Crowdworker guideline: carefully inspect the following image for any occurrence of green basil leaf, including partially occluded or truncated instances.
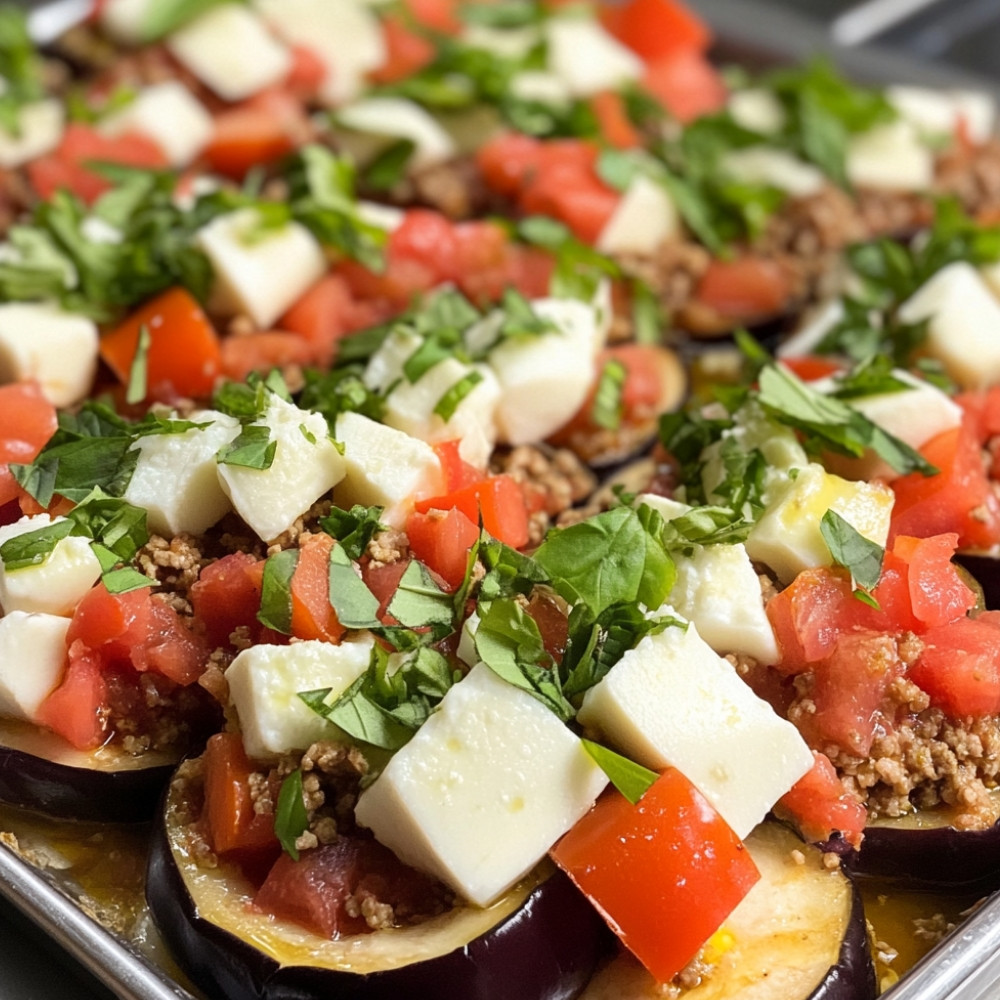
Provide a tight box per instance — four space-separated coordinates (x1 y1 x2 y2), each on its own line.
257 549 299 635
435 370 483 421
327 541 381 628
319 504 386 562
0 520 74 571
581 739 658 805
387 560 454 629
100 565 156 594
364 138 416 191
820 508 884 592
216 424 276 470
591 357 627 431
274 769 309 861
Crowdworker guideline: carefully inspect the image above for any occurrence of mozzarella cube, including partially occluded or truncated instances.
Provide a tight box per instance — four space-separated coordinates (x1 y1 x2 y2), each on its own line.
597 174 681 255
898 261 1000 389
0 515 102 617
334 412 444 528
255 0 385 105
355 663 608 906
99 0 157 42
776 299 846 360
124 410 240 537
727 88 787 135
337 97 456 171
197 209 327 329
462 24 541 60
489 297 606 445
100 82 213 168
456 610 480 667
746 463 893 585
217 395 346 542
634 493 693 523
508 71 573 107
0 612 69 724
226 635 375 759
357 201 406 233
721 146 826 198
670 544 779 665
577 617 812 839
545 17 642 98
0 99 64 168
888 85 995 146
0 302 98 407
168 4 291 102
846 120 934 192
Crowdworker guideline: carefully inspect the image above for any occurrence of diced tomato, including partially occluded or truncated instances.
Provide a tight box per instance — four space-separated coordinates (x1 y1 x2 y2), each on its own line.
433 439 484 494
551 769 760 984
405 507 479 591
958 384 1000 441
778 356 845 382
641 49 728 124
284 44 328 96
778 751 866 849
590 90 640 149
891 420 1000 550
35 641 106 751
504 243 556 300
279 274 354 367
370 15 436 84
0 382 57 508
100 287 222 402
27 124 168 204
526 592 569 664
402 0 461 33
254 836 445 938
130 599 210 686
893 533 976 627
909 616 1000 718
807 631 905 756
362 557 412 621
600 0 712 61
414 475 530 549
202 732 280 856
219 331 314 382
190 552 266 648
450 220 510 303
203 89 312 178
290 533 346 643
477 132 544 198
520 163 620 244
694 257 791 319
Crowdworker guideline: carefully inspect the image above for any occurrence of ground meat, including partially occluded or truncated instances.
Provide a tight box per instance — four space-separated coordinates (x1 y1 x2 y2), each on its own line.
616 240 712 316
136 533 208 609
935 139 1000 216
404 155 500 220
367 527 409 567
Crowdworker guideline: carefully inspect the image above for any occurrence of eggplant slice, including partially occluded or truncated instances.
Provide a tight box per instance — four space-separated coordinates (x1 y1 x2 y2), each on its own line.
146 767 609 1000
0 718 176 823
579 823 875 1000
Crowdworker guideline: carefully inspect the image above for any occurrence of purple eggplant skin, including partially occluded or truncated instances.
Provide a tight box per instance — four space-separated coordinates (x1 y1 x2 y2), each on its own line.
0 740 174 823
807 881 875 1000
146 810 611 1000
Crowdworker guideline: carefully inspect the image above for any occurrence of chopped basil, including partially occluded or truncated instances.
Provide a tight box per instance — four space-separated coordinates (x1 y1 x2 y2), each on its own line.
257 549 299 635
125 325 151 405
327 541 381 629
216 424 276 470
435 370 483 421
0 520 74 571
319 505 386 562
591 358 627 432
386 560 454 630
274 769 309 861
403 328 465 382
516 216 619 301
581 740 658 805
99 564 156 595
364 139 416 191
820 509 884 594
0 7 43 135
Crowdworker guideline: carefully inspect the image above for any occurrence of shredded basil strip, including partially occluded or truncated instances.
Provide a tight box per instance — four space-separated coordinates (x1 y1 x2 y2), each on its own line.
591 358 627 431
0 521 74 571
125 324 152 405
327 541 380 628
386 560 454 629
820 509 884 594
216 424 276 470
581 740 658 805
435 370 483 421
274 769 310 861
257 549 299 635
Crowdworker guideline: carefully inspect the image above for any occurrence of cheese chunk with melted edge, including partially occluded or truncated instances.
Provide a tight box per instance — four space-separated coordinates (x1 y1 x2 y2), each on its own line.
0 515 102 617
355 663 609 907
577 617 812 839
0 612 69 724
226 635 375 759
125 410 240 537
746 463 893 585
197 209 326 329
334 412 444 528
217 395 346 542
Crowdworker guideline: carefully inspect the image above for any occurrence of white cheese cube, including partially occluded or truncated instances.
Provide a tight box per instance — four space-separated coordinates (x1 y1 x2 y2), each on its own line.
846 121 934 192
727 88 787 135
508 71 573 107
0 99 63 168
0 515 102 617
124 410 240 537
887 85 995 146
776 299 846 360
462 24 541 60
545 17 642 98
255 0 385 106
898 261 1000 390
489 297 606 445
670 544 779 665
337 97 456 171
100 82 213 168
455 610 480 667
217 395 346 542
721 146 826 198
577 616 812 838
168 4 291 102
196 209 327 329
0 302 98 407
226 635 375 759
357 200 406 233
99 0 157 43
355 663 608 906
596 174 681 255
334 412 444 528
745 463 894 585
0 612 69 724
634 493 692 523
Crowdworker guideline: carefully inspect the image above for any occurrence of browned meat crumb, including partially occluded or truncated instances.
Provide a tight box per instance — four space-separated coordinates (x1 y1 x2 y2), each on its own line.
367 527 409 566
136 533 208 607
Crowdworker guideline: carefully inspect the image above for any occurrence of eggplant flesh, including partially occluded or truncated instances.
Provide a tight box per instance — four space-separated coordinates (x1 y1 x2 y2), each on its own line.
579 823 875 1000
0 717 176 822
146 770 609 1000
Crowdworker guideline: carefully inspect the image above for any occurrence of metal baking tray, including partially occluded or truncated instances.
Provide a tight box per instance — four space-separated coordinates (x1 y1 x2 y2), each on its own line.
3 1 1000 998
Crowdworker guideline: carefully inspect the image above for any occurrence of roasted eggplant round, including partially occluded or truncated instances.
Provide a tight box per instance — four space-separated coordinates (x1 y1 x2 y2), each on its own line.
578 823 875 1000
0 718 175 823
146 767 609 1000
